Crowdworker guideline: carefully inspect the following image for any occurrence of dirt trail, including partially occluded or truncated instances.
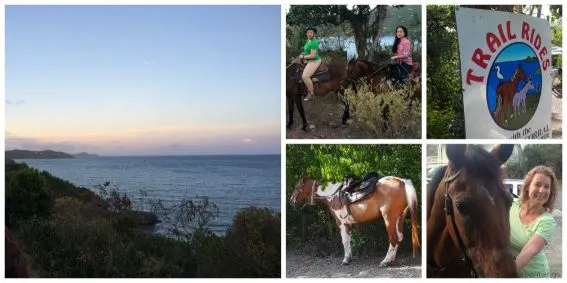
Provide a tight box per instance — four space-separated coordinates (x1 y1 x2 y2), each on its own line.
286 248 421 278
286 94 375 139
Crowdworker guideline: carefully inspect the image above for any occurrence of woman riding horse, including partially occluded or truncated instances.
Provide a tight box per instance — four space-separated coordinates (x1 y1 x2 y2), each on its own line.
390 26 413 85
299 26 321 101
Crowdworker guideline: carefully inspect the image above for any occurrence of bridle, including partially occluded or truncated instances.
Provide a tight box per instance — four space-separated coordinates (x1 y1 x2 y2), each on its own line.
442 168 478 278
292 180 320 209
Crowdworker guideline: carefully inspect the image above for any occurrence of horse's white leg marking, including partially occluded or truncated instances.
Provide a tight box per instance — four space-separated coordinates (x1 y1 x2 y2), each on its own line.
380 243 399 267
340 223 352 264
396 215 403 242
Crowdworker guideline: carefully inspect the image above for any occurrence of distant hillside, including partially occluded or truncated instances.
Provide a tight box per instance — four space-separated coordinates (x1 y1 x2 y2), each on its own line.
74 152 99 158
6 150 75 160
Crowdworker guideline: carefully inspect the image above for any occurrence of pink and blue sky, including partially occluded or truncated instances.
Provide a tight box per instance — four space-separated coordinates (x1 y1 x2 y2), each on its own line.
5 5 281 156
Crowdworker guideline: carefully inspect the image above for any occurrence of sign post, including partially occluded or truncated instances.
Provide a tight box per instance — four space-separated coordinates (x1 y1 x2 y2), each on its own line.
456 7 552 139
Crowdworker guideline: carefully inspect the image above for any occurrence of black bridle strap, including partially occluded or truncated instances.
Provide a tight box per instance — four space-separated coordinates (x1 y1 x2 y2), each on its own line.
443 169 478 278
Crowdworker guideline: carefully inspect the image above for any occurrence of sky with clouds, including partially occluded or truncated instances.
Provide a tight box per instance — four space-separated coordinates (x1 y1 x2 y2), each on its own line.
5 5 281 156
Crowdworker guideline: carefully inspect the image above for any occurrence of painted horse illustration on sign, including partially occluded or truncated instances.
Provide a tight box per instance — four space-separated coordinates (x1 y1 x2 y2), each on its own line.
512 77 534 118
495 64 528 123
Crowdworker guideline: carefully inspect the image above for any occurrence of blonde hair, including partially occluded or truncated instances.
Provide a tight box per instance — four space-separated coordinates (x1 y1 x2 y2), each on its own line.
519 165 558 211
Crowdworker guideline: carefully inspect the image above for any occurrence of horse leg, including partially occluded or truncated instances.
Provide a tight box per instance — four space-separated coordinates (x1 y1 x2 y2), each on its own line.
339 223 353 265
379 206 402 267
286 95 294 130
342 102 350 125
294 96 309 131
292 91 309 131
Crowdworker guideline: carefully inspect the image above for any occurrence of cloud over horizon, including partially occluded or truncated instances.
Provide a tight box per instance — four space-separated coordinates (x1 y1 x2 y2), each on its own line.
6 100 26 105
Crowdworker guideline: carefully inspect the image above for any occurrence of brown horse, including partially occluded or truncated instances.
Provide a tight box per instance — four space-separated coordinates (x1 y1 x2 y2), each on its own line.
345 58 421 102
286 60 353 131
344 58 421 128
290 174 420 266
495 65 528 124
427 144 518 278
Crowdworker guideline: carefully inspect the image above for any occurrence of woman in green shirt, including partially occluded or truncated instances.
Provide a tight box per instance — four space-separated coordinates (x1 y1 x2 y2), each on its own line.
509 165 558 277
298 26 321 101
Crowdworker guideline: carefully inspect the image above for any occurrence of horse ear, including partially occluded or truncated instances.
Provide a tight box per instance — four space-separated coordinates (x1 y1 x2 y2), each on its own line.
491 144 514 165
446 144 467 170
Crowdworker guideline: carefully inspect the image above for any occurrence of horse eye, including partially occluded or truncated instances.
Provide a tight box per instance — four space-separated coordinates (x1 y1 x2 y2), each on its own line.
456 200 474 215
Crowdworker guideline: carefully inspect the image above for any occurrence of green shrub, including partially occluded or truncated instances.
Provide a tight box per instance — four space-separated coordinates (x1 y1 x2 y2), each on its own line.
225 207 281 278
8 170 280 278
6 168 51 227
345 81 421 138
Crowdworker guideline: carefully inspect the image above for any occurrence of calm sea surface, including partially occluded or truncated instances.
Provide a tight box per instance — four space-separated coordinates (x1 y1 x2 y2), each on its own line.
16 155 281 234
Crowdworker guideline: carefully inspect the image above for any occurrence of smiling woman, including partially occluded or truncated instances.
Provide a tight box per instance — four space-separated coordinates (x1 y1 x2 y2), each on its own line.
426 144 562 278
510 165 559 278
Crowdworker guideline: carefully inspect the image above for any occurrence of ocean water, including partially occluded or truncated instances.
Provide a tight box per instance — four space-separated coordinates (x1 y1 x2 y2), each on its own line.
16 155 281 234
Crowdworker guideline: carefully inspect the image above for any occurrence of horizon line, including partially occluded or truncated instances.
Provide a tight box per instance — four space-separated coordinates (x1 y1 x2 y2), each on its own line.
6 148 280 158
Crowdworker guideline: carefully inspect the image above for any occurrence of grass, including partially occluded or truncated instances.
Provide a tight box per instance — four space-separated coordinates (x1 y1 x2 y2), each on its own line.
497 94 541 130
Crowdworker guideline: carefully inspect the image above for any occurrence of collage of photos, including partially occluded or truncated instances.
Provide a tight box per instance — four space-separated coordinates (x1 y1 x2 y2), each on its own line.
2 2 564 281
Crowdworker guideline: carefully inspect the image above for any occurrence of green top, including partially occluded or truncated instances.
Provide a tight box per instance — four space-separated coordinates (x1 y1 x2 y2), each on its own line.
509 200 556 278
303 39 320 61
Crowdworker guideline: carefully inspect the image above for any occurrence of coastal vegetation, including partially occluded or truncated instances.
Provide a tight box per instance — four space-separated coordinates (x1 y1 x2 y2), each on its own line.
6 150 75 160
5 160 280 278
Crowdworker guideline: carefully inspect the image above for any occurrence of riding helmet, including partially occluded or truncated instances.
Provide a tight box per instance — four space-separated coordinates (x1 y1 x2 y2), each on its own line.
306 26 317 33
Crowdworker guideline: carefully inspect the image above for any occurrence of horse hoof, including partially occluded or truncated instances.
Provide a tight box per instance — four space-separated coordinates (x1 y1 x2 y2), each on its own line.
342 260 351 265
379 261 391 267
302 126 309 132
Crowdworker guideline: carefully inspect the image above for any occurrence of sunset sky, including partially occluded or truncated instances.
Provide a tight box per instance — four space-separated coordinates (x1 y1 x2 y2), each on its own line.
5 5 281 156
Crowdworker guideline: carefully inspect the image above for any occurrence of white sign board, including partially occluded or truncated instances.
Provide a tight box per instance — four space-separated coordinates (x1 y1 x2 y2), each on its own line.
456 7 552 139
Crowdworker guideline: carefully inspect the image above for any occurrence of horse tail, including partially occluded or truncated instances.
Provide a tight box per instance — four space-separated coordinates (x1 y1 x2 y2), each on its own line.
403 179 421 258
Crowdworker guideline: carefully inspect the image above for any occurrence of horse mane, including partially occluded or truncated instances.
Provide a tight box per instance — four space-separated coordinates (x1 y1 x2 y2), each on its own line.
455 145 511 202
427 165 448 218
286 62 301 79
462 146 501 179
511 68 518 80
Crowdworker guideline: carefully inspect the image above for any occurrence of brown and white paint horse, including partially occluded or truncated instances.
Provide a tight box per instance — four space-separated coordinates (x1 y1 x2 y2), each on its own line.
290 175 420 266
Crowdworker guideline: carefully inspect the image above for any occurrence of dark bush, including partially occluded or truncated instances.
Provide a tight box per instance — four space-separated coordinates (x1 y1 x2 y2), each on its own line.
6 168 51 227
6 163 280 278
225 207 281 278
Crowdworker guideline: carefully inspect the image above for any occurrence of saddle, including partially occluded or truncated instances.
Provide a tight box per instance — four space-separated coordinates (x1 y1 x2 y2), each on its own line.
297 61 332 83
341 172 380 204
410 62 420 79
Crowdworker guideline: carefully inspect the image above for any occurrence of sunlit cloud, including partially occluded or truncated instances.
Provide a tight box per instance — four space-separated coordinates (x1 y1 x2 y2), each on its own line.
6 100 26 105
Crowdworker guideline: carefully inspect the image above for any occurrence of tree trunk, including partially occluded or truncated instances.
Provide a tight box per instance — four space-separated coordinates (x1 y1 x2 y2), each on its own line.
529 5 535 16
368 6 388 61
351 18 367 58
